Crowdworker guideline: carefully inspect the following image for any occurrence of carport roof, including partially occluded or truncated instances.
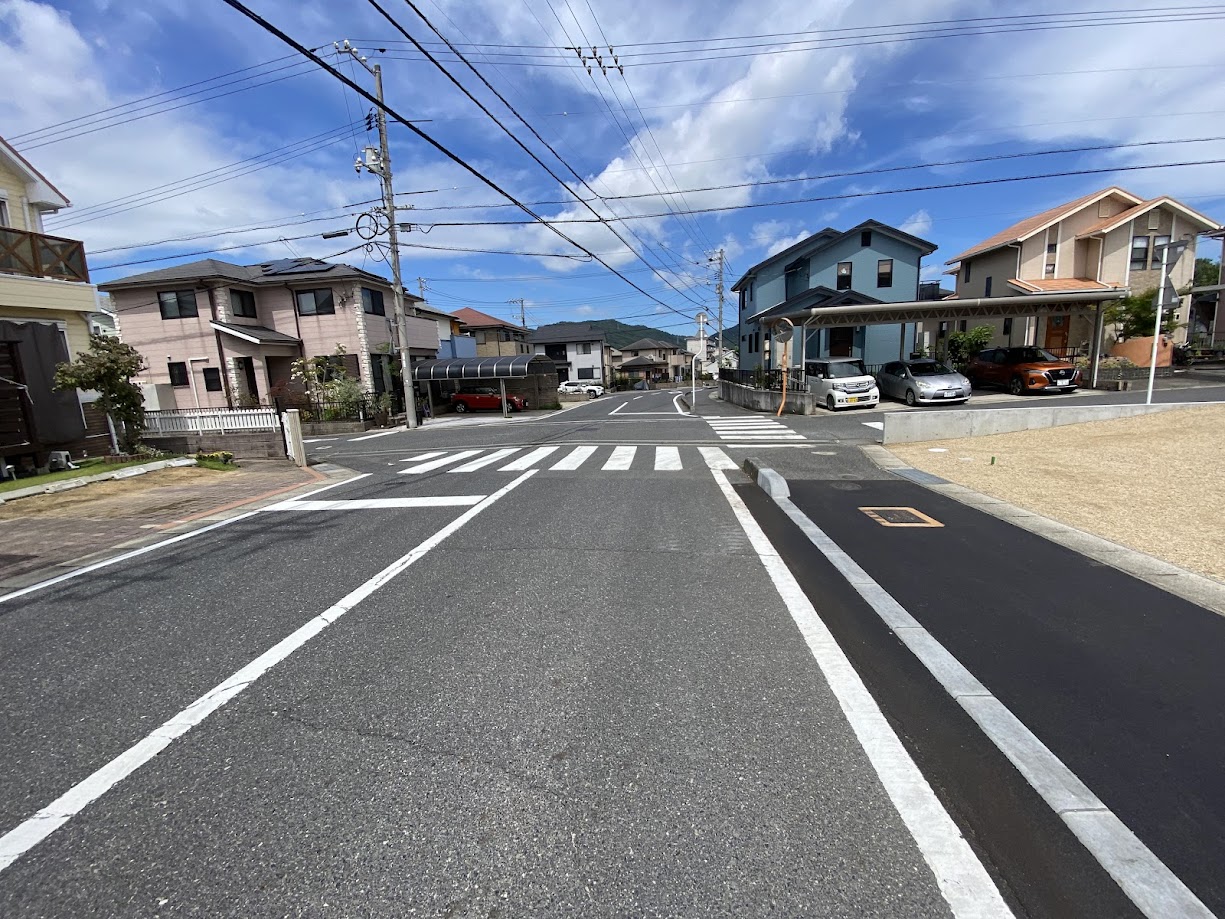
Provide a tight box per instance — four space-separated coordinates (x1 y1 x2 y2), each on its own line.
410 354 556 380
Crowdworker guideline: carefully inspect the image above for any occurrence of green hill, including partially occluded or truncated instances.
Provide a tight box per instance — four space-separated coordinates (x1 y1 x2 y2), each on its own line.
535 318 741 351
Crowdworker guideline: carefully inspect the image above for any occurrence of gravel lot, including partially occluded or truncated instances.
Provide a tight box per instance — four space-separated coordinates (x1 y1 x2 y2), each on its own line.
887 404 1225 585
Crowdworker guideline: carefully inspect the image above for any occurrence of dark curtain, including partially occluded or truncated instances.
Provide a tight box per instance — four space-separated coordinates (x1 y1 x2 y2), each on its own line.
0 320 86 446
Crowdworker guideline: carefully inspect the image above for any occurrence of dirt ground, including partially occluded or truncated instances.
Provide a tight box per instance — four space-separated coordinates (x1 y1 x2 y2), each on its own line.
887 405 1225 585
0 466 224 518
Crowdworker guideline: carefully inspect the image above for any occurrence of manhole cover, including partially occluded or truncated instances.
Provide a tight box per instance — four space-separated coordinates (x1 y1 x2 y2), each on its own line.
859 506 944 528
830 482 862 490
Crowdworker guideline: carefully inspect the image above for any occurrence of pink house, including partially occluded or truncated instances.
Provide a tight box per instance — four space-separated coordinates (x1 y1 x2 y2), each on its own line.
100 257 442 409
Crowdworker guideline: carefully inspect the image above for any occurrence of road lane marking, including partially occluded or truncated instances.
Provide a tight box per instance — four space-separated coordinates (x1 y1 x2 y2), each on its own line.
397 452 446 463
0 474 372 606
709 468 1012 919
265 497 485 510
550 445 598 470
698 447 738 470
448 448 521 472
672 394 688 414
654 446 682 471
860 507 944 528
397 450 482 474
602 445 637 470
0 471 537 874
347 426 407 442
766 482 1212 919
500 446 560 471
863 421 885 430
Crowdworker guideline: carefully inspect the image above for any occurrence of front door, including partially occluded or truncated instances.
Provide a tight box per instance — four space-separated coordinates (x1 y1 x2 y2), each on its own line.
1044 315 1069 352
829 327 854 357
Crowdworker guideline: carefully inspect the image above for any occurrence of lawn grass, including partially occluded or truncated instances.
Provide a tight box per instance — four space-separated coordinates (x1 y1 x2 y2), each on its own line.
0 456 172 494
194 457 239 472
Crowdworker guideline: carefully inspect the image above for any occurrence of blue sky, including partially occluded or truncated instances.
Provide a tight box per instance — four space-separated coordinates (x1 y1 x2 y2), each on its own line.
3 0 1224 338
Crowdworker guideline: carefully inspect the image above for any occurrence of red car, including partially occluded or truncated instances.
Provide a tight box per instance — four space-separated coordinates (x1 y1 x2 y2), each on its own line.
964 347 1081 395
450 387 527 413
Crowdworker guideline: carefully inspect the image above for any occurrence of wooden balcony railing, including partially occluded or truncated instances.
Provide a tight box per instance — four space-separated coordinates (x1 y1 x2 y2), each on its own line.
0 226 89 283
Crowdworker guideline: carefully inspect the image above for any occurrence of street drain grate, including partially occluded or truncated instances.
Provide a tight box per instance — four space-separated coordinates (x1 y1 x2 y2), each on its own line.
858 506 943 528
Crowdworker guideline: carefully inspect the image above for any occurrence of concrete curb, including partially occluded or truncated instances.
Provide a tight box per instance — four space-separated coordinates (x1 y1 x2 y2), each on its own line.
741 458 790 500
860 444 1225 618
0 457 197 505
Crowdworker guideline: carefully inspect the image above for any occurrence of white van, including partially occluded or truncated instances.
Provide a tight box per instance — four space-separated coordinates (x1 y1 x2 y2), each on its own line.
805 358 880 411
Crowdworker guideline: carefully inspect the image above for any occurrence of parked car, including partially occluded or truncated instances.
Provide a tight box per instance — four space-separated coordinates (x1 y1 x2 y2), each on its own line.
558 380 604 397
450 387 528 413
964 347 1081 395
804 358 880 411
876 359 971 406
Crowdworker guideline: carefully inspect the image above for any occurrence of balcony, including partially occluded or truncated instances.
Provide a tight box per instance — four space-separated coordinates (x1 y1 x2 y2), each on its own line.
0 226 89 283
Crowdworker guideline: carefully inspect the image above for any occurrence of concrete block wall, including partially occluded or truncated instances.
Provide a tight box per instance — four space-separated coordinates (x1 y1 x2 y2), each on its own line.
143 431 287 459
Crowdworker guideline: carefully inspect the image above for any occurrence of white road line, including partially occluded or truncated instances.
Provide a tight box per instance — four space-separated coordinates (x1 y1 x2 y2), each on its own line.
397 452 445 463
862 421 885 430
448 448 521 472
550 445 598 470
603 445 637 470
709 469 1012 919
718 434 807 440
347 426 407 442
608 402 629 415
699 447 738 470
632 395 643 400
397 450 482 474
0 474 373 606
654 446 682 471
672 394 689 414
769 490 1212 919
0 471 535 874
265 497 484 510
500 445 560 471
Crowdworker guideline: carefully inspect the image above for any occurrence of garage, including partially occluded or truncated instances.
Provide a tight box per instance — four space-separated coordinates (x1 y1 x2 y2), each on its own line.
410 354 558 416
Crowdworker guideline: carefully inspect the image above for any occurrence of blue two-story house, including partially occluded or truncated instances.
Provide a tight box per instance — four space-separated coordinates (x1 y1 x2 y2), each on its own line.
731 220 937 371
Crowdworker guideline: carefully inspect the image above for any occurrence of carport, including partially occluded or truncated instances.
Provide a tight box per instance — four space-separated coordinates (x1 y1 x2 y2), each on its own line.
410 354 557 417
749 289 1130 388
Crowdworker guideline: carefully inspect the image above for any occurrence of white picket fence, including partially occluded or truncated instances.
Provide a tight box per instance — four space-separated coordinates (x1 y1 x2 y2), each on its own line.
145 407 281 435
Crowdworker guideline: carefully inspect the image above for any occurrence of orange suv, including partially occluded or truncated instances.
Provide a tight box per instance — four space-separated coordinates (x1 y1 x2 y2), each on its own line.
964 347 1081 395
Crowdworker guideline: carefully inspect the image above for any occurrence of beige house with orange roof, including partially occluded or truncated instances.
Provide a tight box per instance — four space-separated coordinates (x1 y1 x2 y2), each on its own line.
451 307 531 357
934 187 1221 353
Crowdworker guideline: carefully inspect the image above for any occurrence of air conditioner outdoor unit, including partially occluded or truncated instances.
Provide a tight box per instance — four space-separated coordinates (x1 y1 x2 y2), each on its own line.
48 451 73 471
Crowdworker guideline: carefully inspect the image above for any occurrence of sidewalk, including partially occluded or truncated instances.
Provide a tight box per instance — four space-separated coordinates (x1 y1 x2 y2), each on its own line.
0 459 331 592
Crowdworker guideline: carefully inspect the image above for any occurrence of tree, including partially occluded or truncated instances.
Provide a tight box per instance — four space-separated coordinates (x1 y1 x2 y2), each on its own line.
945 324 994 368
1102 287 1183 340
1193 257 1221 288
54 334 146 453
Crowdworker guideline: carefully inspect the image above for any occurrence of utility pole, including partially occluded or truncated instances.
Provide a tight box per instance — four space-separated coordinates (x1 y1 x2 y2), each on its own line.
417 277 427 300
708 248 725 376
337 40 417 430
508 298 526 328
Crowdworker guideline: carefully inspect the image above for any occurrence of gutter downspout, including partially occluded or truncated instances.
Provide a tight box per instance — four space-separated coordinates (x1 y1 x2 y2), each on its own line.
1007 243 1026 343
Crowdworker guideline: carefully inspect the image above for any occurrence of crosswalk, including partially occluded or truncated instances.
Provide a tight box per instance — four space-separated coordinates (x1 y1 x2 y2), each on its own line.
396 445 740 475
704 416 807 442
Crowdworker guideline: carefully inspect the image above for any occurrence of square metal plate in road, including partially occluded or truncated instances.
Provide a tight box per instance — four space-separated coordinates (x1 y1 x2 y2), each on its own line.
859 506 944 528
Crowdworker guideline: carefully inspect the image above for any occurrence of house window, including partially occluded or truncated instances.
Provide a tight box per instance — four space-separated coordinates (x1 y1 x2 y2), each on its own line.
1003 318 1013 336
577 367 595 379
158 290 198 320
785 257 809 299
580 342 592 354
1151 235 1170 269
937 322 948 338
984 277 993 297
475 331 488 344
0 199 8 227
1130 236 1151 271
203 367 223 392
361 287 385 316
836 261 852 291
1045 263 1056 277
294 288 335 316
1046 243 1056 255
877 259 893 288
168 362 189 387
963 261 971 282
229 289 256 318
958 320 968 332
861 230 872 247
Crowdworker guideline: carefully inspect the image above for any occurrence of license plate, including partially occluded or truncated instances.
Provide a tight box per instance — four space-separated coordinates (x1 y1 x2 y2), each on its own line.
942 391 958 398
846 396 859 403
1055 379 1070 386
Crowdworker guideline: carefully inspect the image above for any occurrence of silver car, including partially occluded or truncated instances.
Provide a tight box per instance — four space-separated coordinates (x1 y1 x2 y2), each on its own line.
876 359 971 406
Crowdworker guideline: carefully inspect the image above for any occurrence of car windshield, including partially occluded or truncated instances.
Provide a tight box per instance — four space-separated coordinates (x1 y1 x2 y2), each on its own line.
827 361 868 378
909 361 952 376
1011 348 1060 362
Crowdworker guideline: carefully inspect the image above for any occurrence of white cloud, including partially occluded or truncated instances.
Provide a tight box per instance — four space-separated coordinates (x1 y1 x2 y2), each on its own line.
899 209 932 237
764 231 813 258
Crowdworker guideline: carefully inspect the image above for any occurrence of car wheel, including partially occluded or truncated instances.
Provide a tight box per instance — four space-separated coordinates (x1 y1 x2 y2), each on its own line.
454 401 468 413
966 374 979 389
904 389 917 407
1009 376 1026 396
826 394 837 412
504 401 517 413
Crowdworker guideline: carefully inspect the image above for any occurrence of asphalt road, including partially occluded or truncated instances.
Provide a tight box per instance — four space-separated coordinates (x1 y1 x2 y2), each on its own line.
0 387 1218 917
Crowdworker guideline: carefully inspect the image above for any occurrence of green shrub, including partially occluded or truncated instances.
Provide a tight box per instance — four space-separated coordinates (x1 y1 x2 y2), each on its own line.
195 451 235 466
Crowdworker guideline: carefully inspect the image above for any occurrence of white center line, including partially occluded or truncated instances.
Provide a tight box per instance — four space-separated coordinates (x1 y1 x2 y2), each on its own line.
448 448 521 472
654 446 682 471
398 450 482 474
0 472 537 873
602 445 637 470
550 445 598 470
266 496 484 510
500 445 560 471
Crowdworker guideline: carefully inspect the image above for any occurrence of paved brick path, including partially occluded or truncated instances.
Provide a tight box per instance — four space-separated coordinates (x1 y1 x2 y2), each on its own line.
0 460 321 590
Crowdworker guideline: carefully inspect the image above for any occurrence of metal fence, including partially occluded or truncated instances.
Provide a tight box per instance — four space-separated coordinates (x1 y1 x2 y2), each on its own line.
145 407 280 435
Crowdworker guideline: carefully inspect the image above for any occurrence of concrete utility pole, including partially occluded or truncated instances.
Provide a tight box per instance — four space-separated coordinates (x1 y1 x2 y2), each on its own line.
336 40 418 430
708 248 725 375
508 298 526 328
417 277 427 300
